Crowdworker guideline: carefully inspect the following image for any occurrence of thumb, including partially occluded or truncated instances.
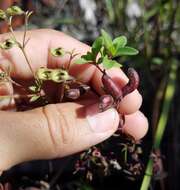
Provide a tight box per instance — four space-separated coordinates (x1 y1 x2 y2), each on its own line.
0 101 119 171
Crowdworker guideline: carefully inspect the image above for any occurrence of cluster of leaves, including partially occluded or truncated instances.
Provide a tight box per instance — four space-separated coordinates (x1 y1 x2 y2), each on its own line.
76 29 139 69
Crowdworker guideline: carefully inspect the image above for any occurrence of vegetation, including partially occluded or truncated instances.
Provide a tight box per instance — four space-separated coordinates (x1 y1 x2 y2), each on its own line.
0 0 179 190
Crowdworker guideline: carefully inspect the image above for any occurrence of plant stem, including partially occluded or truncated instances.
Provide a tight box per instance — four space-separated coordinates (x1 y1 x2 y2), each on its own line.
140 58 178 190
19 45 34 75
22 12 28 48
8 13 34 76
95 64 105 74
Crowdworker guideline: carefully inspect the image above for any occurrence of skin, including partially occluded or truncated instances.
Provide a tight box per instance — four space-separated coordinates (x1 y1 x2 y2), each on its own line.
0 29 148 173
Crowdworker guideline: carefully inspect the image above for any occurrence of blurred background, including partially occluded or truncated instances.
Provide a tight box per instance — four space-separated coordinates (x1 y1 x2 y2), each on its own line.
0 0 180 190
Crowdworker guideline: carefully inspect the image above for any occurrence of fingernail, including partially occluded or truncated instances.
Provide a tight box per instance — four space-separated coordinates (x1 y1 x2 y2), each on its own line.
86 104 117 133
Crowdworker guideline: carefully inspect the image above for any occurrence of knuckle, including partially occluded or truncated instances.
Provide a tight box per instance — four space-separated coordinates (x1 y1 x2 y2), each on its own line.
42 104 76 154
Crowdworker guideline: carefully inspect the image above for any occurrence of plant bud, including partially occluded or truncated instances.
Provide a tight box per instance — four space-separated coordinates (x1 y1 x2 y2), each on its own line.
99 94 114 112
65 89 80 100
102 73 123 101
122 68 139 97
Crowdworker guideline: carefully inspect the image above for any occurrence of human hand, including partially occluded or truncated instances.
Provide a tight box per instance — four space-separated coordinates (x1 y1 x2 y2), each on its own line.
0 29 148 173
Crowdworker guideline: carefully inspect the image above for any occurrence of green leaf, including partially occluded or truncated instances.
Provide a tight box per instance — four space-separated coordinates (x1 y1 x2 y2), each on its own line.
82 51 95 61
75 58 88 64
115 46 139 56
113 36 127 49
102 56 122 69
30 95 40 102
101 29 116 56
51 47 65 57
92 36 103 56
6 6 24 16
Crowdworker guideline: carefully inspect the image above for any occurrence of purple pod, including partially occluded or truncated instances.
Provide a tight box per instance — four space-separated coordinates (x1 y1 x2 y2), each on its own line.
65 88 80 100
99 94 114 112
122 68 139 97
102 73 123 101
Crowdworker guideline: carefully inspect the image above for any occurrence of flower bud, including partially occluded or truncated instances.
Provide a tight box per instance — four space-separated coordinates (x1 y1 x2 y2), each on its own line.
99 94 114 112
65 89 80 100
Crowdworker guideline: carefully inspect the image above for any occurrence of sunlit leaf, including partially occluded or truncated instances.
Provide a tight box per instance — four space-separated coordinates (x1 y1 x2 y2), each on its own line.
113 36 127 49
115 46 139 56
102 55 122 69
101 29 116 56
92 36 103 56
75 58 88 64
82 51 95 61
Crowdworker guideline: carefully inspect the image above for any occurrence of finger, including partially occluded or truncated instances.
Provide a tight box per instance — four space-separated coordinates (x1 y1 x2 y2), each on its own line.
0 29 142 114
122 111 149 140
0 100 119 171
48 30 142 114
91 67 142 114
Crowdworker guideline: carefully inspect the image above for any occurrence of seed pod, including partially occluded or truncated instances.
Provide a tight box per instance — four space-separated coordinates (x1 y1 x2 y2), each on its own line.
36 68 52 81
6 6 24 16
65 84 90 100
99 94 114 112
78 84 90 95
102 73 123 101
51 69 69 82
122 68 139 97
65 89 80 100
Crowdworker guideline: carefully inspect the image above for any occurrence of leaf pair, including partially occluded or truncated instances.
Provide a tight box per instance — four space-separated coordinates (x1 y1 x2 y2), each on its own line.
101 29 139 57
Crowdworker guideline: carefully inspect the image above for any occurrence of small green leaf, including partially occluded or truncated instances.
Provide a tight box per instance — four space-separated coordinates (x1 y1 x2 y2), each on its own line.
75 58 88 64
81 52 95 61
101 29 116 56
113 36 127 49
115 46 139 56
0 39 16 50
102 56 122 69
6 6 24 16
30 95 40 102
51 47 65 57
92 36 103 55
0 9 6 20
